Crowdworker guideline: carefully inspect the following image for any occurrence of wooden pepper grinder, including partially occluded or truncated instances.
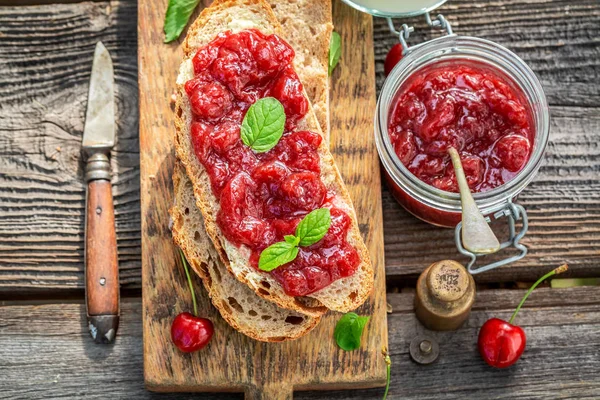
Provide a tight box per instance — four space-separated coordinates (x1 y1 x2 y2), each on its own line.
415 260 475 331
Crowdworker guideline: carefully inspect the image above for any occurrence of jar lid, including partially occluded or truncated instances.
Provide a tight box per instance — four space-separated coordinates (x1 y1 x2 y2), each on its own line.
341 0 448 18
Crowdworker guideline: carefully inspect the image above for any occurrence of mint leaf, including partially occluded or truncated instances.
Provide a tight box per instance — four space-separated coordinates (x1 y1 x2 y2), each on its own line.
328 31 341 76
257 209 330 272
296 208 331 246
241 97 286 153
163 0 200 43
258 241 299 272
284 235 300 246
334 312 370 351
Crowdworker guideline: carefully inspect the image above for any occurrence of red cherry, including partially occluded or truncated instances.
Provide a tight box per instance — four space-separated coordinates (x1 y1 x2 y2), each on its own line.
478 318 526 368
384 43 403 76
171 312 214 353
477 264 569 369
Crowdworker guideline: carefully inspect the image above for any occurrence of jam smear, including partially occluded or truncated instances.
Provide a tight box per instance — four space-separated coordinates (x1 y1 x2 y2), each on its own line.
389 64 534 193
186 29 359 296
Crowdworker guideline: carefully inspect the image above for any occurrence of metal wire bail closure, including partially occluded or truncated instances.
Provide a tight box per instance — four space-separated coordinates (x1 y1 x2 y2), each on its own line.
386 12 453 52
455 202 529 275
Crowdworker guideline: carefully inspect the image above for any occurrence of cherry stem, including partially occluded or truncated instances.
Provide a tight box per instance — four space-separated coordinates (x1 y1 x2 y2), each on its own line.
382 347 391 400
508 264 568 324
179 249 198 317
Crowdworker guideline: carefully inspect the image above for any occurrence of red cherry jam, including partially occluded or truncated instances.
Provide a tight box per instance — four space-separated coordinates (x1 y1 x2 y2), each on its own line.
389 63 534 193
186 29 359 296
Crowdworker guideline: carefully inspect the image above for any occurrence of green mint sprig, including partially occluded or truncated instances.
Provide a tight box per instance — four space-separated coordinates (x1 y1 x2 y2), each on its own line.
241 97 286 153
257 242 299 272
258 208 331 272
163 0 201 43
334 312 370 351
328 31 341 76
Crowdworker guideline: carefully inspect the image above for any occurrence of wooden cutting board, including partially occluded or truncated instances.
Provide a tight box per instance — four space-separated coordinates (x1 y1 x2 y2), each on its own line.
139 1 387 398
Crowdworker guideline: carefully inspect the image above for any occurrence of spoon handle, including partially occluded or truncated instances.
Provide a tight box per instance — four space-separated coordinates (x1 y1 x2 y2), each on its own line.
448 148 500 255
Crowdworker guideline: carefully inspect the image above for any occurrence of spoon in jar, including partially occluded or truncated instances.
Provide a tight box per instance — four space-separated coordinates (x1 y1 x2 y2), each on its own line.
448 147 500 254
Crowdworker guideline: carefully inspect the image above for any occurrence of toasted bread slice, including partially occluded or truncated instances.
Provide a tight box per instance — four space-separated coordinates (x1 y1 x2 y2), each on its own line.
267 0 332 139
171 163 321 341
172 0 332 320
174 0 374 313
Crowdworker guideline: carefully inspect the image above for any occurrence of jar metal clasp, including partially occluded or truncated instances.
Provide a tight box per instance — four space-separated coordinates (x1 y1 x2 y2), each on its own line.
386 12 453 52
455 201 529 275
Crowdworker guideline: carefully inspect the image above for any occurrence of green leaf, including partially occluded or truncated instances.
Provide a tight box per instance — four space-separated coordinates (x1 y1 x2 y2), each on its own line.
296 208 331 247
241 97 286 153
284 235 300 246
334 312 370 351
258 241 299 272
257 208 331 273
163 0 201 43
328 31 341 76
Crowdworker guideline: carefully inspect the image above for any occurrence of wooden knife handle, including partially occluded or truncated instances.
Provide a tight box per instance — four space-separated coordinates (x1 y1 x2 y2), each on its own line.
85 153 119 343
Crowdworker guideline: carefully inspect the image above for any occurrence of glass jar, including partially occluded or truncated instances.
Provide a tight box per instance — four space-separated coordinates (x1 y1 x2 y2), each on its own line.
375 35 550 229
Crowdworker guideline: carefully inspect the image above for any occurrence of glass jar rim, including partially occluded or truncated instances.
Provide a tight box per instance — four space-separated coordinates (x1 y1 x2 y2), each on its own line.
340 0 448 18
375 35 550 215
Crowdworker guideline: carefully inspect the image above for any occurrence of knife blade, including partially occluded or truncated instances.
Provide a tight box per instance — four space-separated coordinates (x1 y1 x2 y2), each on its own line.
82 41 120 344
83 42 115 153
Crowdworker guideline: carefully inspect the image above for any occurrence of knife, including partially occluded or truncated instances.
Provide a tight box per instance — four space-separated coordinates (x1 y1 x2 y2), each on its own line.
82 41 119 344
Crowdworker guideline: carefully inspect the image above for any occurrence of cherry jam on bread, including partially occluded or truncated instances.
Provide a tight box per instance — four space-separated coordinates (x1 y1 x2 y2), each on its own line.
185 29 359 297
389 63 534 193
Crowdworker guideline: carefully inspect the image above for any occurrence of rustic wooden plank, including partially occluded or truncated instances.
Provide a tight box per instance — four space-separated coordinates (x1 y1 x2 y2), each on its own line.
0 299 239 400
2 287 599 399
1 0 599 292
139 0 386 396
0 1 104 4
376 0 600 283
388 286 600 314
0 1 140 292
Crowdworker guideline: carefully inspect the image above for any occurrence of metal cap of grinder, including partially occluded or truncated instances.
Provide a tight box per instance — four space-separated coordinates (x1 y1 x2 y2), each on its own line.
414 260 475 331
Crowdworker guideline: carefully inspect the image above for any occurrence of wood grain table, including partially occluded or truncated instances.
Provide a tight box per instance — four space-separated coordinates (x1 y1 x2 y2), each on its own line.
1 0 599 398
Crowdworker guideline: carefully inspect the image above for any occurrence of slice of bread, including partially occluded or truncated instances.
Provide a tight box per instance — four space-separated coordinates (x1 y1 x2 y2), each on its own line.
171 162 321 341
174 0 374 313
267 0 332 139
172 0 332 320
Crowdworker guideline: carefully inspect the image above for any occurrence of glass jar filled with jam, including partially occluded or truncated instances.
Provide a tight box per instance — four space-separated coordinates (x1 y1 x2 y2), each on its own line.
344 0 550 273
